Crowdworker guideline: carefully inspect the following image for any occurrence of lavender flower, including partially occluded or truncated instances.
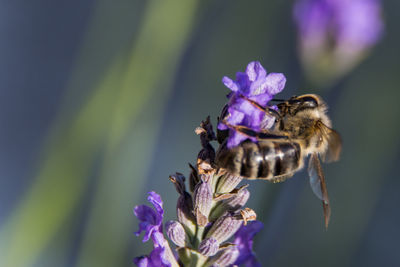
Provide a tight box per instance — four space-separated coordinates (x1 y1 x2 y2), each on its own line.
134 247 171 267
133 117 259 267
218 61 286 148
134 191 164 245
134 192 178 267
133 63 281 266
234 220 263 267
294 0 384 84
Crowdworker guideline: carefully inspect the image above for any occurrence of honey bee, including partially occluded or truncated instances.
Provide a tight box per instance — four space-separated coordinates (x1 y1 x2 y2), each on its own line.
216 94 342 227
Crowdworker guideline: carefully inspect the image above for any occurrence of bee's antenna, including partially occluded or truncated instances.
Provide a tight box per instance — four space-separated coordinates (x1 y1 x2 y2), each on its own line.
270 98 285 102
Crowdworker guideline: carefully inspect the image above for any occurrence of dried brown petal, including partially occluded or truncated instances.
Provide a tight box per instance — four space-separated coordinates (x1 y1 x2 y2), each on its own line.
197 156 216 175
214 184 249 201
196 116 216 144
188 163 199 192
196 118 217 169
169 173 186 195
238 207 257 225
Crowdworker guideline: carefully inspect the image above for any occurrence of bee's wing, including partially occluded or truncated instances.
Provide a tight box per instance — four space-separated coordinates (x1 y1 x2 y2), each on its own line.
323 128 342 163
317 121 342 163
308 153 331 228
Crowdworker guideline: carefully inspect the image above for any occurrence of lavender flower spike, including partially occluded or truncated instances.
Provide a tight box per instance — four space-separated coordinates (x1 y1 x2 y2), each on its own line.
294 0 384 84
218 61 286 148
133 64 277 266
134 192 179 267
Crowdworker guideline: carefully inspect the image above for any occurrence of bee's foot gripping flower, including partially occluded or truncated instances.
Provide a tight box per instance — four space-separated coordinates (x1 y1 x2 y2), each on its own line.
217 61 286 148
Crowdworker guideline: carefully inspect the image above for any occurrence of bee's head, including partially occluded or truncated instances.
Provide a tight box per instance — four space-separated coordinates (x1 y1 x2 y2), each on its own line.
278 94 326 115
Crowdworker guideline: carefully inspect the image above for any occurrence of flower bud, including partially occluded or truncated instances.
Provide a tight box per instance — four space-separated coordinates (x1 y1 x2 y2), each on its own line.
193 177 213 226
209 246 239 267
224 188 250 210
206 212 243 244
209 187 250 222
216 173 243 193
198 237 219 257
165 220 187 247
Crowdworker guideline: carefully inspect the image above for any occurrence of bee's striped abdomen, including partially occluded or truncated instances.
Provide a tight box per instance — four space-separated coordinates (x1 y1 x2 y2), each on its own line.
239 141 263 178
216 140 302 181
268 142 301 178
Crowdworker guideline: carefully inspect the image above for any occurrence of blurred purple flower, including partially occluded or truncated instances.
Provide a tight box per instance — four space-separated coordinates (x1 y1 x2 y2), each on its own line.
294 0 384 84
233 220 264 267
218 61 286 148
134 191 171 267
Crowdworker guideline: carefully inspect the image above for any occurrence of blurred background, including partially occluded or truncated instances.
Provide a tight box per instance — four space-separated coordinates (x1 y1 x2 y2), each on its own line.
0 0 399 266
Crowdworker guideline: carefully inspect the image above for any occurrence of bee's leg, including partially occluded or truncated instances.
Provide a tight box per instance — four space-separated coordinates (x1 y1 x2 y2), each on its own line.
220 120 288 140
238 94 282 123
220 120 259 138
267 108 282 123
238 94 266 111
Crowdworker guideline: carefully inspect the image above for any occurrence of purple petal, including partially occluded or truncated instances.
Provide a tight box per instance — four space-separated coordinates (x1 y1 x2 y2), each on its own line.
236 220 263 240
248 92 273 106
134 256 148 267
134 192 165 243
234 221 263 266
147 191 164 217
246 61 267 82
222 76 240 92
152 231 165 248
135 221 156 242
134 247 171 267
247 110 264 129
235 72 251 95
226 108 245 126
262 73 286 95
229 99 259 118
134 205 157 224
150 247 171 267
227 132 249 148
147 191 164 222
217 122 228 130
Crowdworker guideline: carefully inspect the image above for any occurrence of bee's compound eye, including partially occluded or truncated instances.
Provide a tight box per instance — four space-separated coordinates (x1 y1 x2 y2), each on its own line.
295 96 318 108
302 97 318 108
288 98 301 105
